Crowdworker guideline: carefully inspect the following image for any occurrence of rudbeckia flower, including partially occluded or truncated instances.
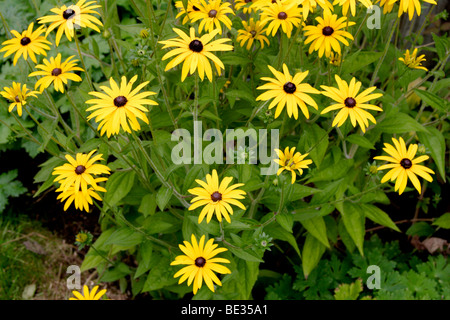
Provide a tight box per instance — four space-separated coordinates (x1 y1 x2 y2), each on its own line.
189 0 234 34
85 75 158 137
38 0 103 46
256 64 320 119
52 149 111 194
296 0 334 20
0 22 51 65
188 169 246 224
274 147 312 184
303 9 355 58
399 48 428 71
332 0 373 16
236 18 270 50
260 0 302 38
328 52 342 66
235 0 257 13
69 285 107 300
56 179 106 212
0 82 39 116
28 54 83 93
159 27 233 82
171 234 231 295
389 0 437 20
374 137 435 195
175 0 201 24
320 75 383 132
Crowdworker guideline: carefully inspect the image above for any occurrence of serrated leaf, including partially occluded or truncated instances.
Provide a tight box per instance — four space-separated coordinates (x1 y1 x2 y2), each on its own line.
432 213 450 229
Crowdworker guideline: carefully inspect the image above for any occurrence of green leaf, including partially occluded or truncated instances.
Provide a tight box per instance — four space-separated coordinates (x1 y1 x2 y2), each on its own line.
104 227 144 247
100 262 132 282
406 222 434 237
338 218 355 253
334 279 363 300
341 51 383 74
227 247 264 263
298 123 329 168
346 134 375 149
431 33 450 61
135 241 153 279
376 112 428 134
338 202 365 256
362 204 400 232
265 221 301 258
432 213 450 229
300 216 330 248
417 127 446 182
289 184 321 202
156 186 173 211
276 211 293 233
307 158 354 183
104 171 136 206
145 211 181 234
414 89 449 113
220 52 251 66
225 90 256 105
138 193 157 217
302 233 326 279
142 256 177 292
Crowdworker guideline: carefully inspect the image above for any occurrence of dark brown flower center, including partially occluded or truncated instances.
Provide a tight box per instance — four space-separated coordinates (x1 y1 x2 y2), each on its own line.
245 0 253 2
63 9 75 20
344 97 356 108
51 68 62 76
20 37 31 46
283 82 296 94
400 158 412 169
250 30 257 37
75 165 86 175
192 5 200 11
195 257 206 267
322 26 334 36
208 9 218 18
14 96 20 103
278 12 288 20
189 39 203 52
211 191 222 202
114 96 128 107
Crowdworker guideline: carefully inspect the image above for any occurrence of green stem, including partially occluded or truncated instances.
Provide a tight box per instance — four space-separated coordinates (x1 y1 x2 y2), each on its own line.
74 32 94 91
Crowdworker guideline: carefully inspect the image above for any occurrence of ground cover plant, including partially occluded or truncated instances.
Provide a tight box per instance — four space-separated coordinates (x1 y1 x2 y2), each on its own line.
0 0 449 300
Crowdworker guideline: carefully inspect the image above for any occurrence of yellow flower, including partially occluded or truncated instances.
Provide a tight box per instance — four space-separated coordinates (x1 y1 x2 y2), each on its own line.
52 149 111 194
0 82 39 116
175 0 201 24
236 18 270 50
375 0 396 13
69 285 107 300
57 180 106 212
399 48 428 71
189 0 235 34
328 52 342 66
374 137 434 195
38 0 103 46
332 0 373 16
251 0 290 11
320 75 383 132
28 54 83 93
274 147 312 184
296 0 334 20
0 22 51 66
171 234 231 295
256 64 320 119
388 0 437 20
260 0 302 38
235 0 257 13
159 27 233 82
85 75 157 137
75 232 88 243
188 169 246 224
303 9 355 58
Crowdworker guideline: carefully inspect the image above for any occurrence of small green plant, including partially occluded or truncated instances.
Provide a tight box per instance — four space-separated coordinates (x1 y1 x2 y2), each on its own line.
0 170 26 213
